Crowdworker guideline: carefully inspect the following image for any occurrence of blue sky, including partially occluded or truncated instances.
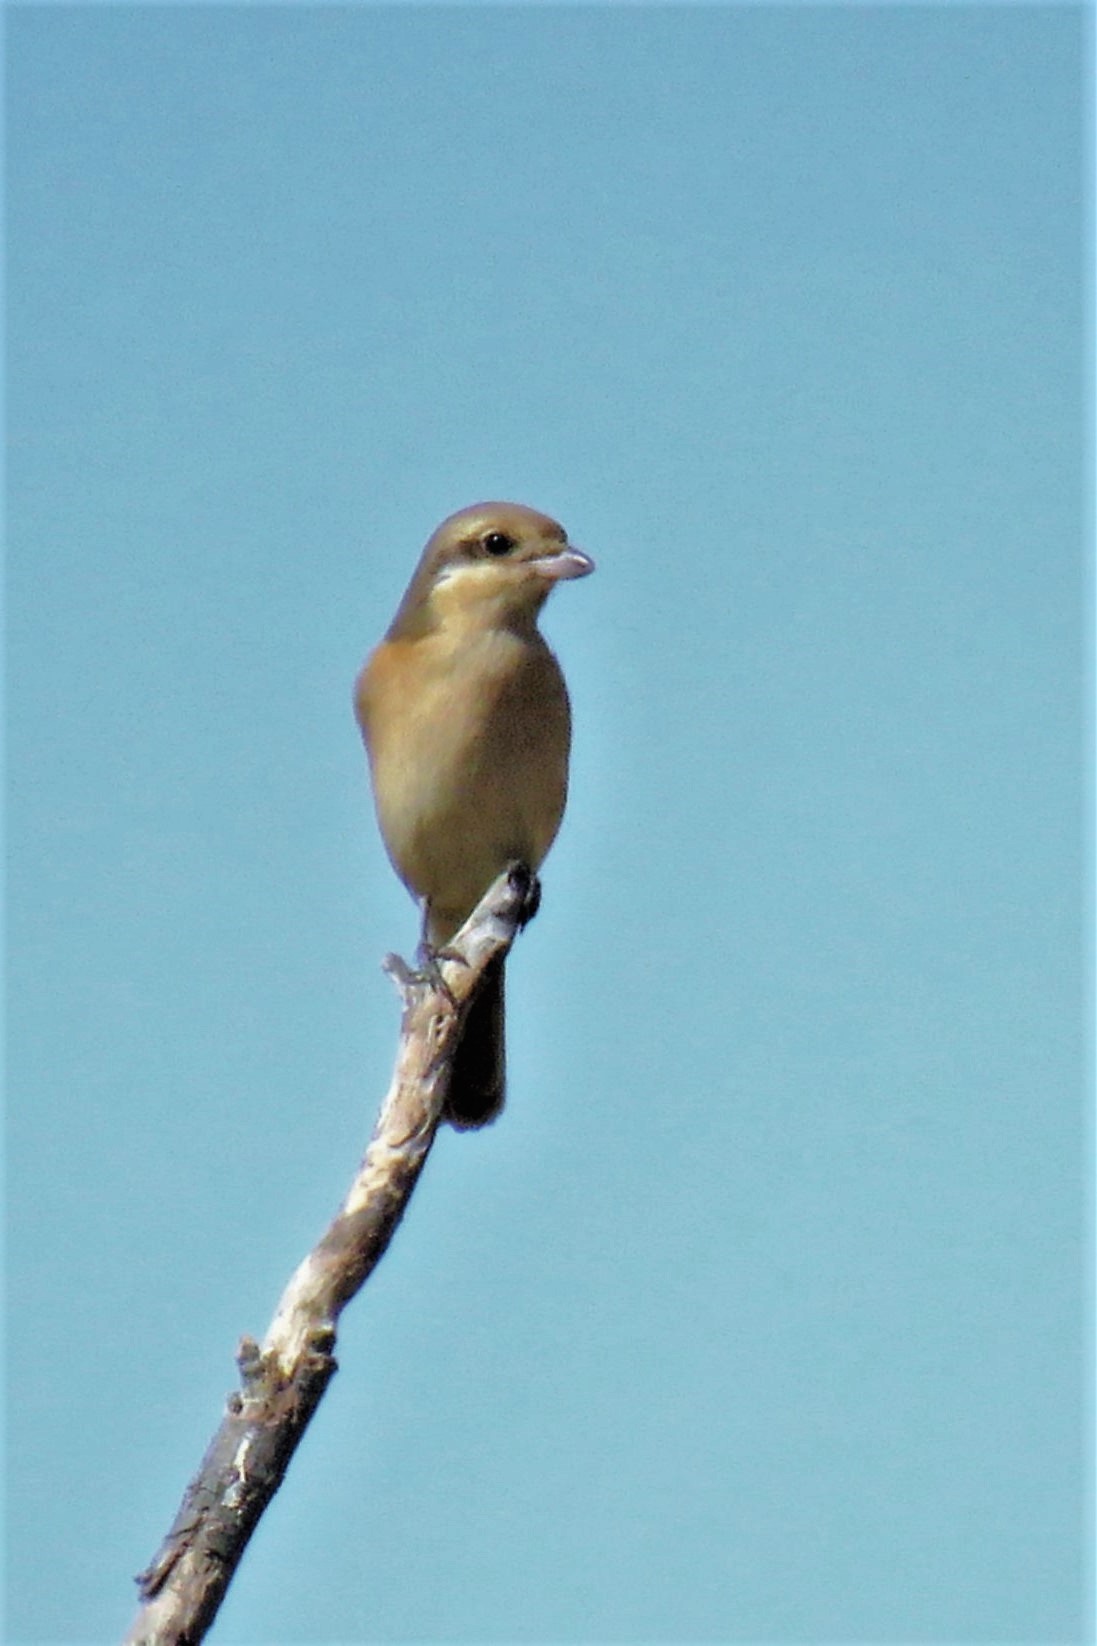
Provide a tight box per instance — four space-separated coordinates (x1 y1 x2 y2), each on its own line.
6 5 1089 1643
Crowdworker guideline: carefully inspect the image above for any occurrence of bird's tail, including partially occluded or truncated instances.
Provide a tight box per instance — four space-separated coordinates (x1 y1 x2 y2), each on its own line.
444 954 506 1129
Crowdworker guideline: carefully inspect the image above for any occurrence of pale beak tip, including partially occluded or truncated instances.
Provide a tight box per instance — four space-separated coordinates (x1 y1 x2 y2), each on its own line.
548 546 595 581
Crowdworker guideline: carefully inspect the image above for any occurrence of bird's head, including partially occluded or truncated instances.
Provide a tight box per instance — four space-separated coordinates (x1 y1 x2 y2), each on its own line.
388 502 594 639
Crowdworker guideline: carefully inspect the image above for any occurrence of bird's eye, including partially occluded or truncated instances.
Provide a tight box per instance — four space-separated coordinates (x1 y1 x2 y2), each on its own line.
482 531 515 557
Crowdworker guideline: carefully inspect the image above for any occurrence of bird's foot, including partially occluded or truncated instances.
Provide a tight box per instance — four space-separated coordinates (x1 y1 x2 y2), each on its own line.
396 867 539 1006
383 949 459 1011
413 940 465 1008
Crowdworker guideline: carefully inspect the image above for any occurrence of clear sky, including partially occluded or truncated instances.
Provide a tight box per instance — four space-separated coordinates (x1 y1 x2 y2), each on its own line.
6 5 1089 1644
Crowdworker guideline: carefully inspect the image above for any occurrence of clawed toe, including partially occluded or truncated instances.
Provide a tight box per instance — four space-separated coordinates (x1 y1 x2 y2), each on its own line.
413 942 466 1007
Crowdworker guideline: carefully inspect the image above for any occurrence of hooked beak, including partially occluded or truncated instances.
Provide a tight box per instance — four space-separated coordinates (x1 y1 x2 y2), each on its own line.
533 544 596 582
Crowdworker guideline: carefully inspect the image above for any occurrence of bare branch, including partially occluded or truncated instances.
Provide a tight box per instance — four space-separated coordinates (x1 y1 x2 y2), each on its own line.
123 866 535 1646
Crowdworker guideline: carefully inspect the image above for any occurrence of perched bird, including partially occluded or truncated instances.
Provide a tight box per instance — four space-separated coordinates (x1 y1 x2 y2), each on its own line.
356 502 594 1128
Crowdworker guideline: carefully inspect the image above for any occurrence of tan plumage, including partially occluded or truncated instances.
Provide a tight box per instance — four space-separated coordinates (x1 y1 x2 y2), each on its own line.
356 502 593 1127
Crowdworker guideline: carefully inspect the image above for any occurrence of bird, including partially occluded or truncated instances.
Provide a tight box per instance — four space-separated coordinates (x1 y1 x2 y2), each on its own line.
355 501 594 1128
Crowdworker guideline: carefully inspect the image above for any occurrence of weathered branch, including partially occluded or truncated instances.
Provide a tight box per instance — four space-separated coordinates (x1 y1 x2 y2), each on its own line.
123 866 535 1646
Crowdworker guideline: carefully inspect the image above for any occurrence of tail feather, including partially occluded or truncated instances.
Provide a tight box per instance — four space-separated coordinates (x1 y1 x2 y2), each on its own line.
444 955 506 1129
